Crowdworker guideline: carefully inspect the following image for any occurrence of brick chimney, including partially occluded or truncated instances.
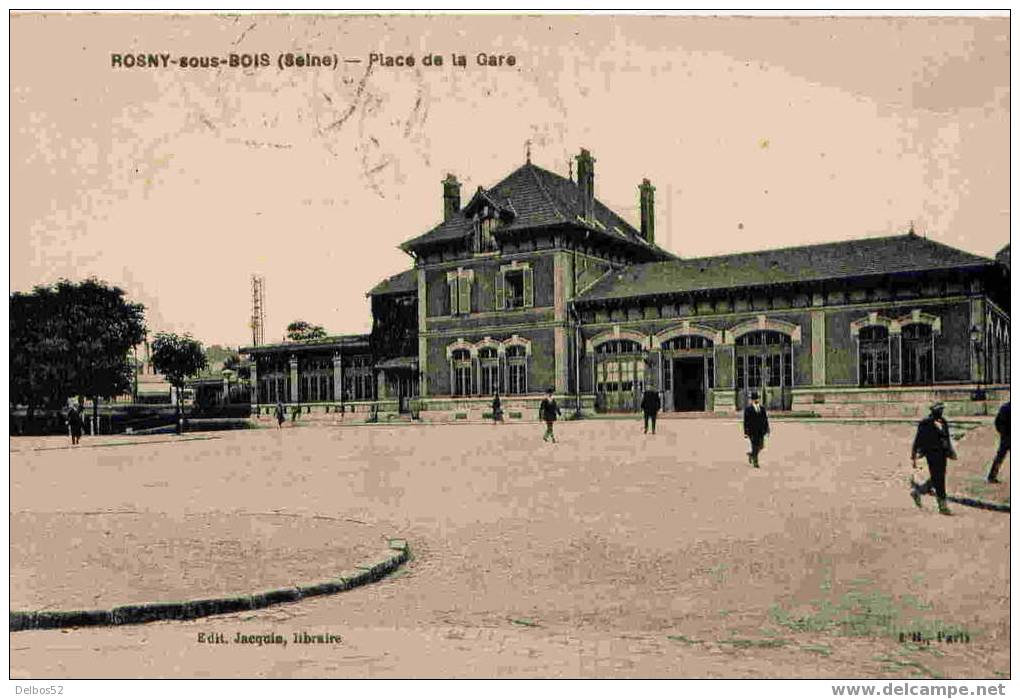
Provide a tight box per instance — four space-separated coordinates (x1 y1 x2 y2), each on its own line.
575 148 595 221
442 174 461 221
639 178 655 244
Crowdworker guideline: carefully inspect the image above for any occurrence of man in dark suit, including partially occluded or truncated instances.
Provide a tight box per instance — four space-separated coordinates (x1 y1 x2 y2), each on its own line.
743 391 769 468
66 403 83 446
539 387 561 443
911 402 954 515
987 401 1010 483
640 389 661 435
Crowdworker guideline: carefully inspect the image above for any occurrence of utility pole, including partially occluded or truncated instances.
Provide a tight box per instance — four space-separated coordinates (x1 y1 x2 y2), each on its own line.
251 274 266 346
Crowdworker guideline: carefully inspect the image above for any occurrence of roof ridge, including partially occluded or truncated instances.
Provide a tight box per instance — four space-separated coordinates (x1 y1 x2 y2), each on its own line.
663 233 943 265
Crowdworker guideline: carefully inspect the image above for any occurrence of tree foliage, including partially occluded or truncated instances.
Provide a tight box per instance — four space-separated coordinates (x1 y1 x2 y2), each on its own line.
150 333 208 390
150 332 208 426
10 278 146 417
286 320 327 342
204 344 236 371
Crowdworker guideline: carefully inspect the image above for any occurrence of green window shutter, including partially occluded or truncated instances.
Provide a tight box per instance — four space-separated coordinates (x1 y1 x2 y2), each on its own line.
458 273 472 314
495 270 506 310
523 267 534 308
448 277 459 315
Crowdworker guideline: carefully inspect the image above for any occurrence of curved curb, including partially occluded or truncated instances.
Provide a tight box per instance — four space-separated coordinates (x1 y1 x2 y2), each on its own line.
946 495 1010 513
10 539 409 632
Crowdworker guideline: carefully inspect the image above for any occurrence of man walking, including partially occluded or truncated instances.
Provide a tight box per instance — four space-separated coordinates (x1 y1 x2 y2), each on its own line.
66 402 83 446
539 387 561 443
275 400 286 429
743 391 769 468
492 392 504 424
987 401 1010 483
911 402 955 515
641 389 661 435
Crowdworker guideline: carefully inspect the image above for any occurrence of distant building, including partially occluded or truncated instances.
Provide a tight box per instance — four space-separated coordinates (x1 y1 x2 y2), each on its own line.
242 148 1010 419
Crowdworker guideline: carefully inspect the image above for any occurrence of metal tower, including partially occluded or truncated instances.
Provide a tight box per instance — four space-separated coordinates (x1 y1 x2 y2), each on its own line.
250 274 266 347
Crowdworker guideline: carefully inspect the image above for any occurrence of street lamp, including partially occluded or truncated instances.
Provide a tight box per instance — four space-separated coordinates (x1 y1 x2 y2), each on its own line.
970 325 986 401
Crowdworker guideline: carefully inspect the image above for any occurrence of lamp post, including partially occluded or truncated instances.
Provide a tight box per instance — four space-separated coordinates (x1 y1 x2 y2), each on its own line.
970 325 987 402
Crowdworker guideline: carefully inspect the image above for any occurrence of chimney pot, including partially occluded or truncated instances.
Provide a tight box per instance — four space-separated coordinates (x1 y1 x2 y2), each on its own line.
639 178 655 245
575 148 596 221
442 174 461 221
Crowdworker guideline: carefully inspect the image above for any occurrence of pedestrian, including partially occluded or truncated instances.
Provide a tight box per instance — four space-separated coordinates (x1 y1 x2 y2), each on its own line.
275 400 286 428
492 392 504 424
743 391 769 468
66 402 83 446
987 401 1010 483
539 387 561 443
640 388 661 435
911 402 956 515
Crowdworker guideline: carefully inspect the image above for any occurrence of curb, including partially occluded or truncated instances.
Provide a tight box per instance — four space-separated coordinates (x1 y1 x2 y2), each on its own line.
10 539 410 632
946 495 1010 513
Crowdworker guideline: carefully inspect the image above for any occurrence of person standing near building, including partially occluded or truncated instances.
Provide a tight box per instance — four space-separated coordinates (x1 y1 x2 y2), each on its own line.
492 392 504 424
743 391 769 468
539 387 561 443
911 402 955 515
275 400 286 429
66 402 83 446
641 389 661 435
987 401 1010 483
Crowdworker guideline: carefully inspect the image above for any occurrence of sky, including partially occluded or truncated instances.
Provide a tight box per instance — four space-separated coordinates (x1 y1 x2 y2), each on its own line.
10 13 1010 347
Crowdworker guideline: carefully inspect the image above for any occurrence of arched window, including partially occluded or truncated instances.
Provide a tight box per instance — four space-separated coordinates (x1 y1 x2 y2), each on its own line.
662 335 713 351
595 339 643 355
593 339 645 411
736 330 793 390
985 315 1011 385
479 346 499 395
505 344 528 395
858 325 890 386
452 348 473 396
901 323 934 385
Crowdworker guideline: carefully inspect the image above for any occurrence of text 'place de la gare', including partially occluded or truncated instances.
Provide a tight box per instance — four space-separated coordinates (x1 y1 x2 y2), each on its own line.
241 147 1010 423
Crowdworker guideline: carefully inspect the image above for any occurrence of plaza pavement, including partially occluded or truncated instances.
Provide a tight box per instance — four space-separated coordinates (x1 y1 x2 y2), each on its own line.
9 418 1010 678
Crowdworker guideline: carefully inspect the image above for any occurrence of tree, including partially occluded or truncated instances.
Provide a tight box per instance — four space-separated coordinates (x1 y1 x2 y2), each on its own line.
223 352 250 380
10 288 66 424
204 344 236 371
150 332 208 432
10 278 146 432
286 320 327 342
55 279 147 428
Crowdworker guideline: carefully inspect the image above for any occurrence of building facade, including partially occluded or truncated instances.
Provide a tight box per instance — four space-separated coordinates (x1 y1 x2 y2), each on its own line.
243 148 1010 420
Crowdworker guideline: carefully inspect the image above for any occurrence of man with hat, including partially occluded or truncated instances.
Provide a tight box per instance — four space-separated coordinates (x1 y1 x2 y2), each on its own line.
640 387 661 435
742 391 769 468
911 401 955 515
539 387 561 443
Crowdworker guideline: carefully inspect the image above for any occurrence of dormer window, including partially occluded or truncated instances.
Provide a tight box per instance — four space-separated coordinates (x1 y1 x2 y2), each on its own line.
474 209 498 253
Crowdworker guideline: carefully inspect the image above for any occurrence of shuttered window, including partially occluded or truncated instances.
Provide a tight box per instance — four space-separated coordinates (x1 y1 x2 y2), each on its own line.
495 270 505 311
498 263 534 310
447 269 474 316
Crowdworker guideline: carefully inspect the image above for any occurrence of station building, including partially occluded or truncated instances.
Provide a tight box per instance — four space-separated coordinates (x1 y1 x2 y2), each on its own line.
242 148 1010 420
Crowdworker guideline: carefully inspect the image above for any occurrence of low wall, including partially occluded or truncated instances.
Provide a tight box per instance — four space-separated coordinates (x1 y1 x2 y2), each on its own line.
250 401 402 425
418 394 594 423
249 396 596 424
789 384 1009 418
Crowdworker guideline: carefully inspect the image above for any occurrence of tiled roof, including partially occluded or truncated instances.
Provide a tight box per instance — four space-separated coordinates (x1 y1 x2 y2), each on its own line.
240 334 371 354
577 234 995 303
368 269 417 296
400 162 672 259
